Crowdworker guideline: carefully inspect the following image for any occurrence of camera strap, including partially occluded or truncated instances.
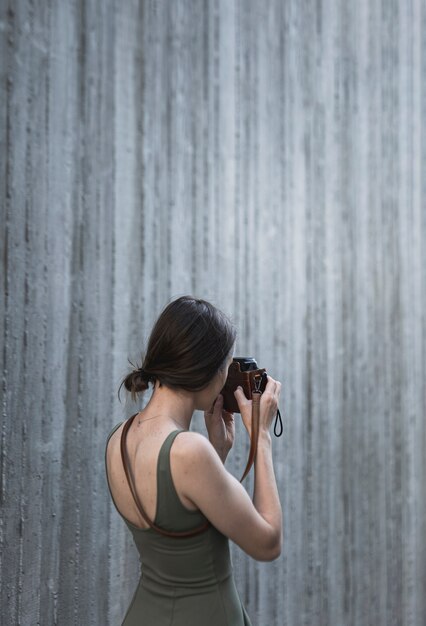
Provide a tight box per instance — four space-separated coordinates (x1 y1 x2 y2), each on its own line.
273 408 283 437
238 381 283 480
238 388 261 481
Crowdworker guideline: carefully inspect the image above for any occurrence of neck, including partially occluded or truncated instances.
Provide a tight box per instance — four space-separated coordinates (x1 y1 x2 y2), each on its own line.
140 381 196 430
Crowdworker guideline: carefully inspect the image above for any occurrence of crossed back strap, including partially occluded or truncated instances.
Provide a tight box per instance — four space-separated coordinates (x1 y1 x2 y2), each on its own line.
120 386 269 538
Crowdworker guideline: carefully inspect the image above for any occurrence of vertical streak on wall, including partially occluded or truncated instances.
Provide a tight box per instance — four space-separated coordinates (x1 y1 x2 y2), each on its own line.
110 1 142 622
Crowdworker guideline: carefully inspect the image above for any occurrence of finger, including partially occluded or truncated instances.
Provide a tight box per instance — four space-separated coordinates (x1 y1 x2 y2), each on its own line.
215 394 223 413
234 386 249 403
265 376 277 392
206 394 222 416
207 394 223 421
205 402 215 416
222 408 234 421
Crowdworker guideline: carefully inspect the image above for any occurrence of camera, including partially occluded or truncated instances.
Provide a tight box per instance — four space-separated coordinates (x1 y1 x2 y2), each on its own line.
220 357 268 414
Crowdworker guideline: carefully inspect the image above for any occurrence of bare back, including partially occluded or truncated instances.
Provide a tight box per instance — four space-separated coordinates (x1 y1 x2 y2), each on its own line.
105 421 199 529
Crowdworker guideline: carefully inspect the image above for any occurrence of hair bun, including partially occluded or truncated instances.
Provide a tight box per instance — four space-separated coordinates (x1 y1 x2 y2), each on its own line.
120 367 151 400
135 367 150 382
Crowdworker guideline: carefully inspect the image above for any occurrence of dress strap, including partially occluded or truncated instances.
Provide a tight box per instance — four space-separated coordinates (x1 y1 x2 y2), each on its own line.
105 420 124 445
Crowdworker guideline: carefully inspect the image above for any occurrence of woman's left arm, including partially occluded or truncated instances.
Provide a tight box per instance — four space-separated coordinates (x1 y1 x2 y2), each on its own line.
204 394 235 464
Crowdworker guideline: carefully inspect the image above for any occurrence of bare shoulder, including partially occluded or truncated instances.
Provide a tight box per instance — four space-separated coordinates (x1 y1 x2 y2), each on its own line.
169 430 224 494
168 430 221 513
171 430 220 465
173 430 212 448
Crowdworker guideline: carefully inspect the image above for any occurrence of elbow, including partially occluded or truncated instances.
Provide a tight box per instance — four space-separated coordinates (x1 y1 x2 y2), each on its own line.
255 544 281 562
265 538 282 561
268 542 282 561
269 526 283 560
258 529 283 562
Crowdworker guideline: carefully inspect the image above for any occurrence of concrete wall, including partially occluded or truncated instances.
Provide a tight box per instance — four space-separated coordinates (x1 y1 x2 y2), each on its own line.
1 1 425 624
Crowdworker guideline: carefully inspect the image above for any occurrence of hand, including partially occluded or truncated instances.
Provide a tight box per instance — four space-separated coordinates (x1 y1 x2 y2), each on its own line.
234 376 281 437
204 394 235 463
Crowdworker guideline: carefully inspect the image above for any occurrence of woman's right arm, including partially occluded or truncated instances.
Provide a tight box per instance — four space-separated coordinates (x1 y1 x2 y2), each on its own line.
174 377 283 561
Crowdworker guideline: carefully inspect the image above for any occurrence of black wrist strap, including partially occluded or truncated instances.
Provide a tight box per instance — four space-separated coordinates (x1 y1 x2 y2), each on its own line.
273 408 283 437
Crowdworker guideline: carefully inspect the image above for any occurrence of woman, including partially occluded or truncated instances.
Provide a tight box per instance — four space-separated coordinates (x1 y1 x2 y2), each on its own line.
105 295 282 625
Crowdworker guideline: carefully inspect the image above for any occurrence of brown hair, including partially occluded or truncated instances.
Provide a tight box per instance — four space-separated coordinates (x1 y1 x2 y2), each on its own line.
118 295 236 403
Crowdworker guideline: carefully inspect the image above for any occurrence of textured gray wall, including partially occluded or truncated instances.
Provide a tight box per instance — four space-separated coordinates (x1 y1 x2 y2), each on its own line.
1 1 425 625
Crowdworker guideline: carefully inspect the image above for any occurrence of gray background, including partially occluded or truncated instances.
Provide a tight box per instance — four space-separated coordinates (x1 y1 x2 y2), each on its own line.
1 1 425 625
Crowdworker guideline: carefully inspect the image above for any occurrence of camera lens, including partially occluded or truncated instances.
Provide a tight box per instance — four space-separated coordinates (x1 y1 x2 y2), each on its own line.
233 357 258 372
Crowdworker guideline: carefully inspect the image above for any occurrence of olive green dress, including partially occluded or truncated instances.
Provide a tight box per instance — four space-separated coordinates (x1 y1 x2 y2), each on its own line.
105 421 253 626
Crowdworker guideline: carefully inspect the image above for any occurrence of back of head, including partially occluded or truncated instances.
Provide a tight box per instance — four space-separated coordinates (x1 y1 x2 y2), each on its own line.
119 295 236 402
